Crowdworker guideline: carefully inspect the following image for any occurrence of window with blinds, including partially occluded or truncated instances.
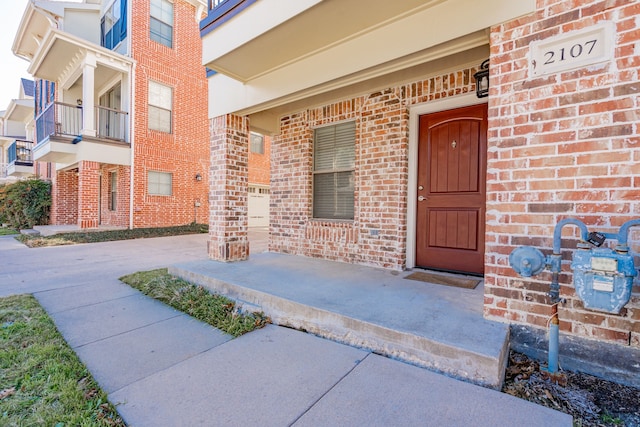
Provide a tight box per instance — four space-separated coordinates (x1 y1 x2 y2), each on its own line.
250 132 264 154
148 81 172 133
150 0 173 48
313 121 356 220
109 171 117 211
148 171 172 196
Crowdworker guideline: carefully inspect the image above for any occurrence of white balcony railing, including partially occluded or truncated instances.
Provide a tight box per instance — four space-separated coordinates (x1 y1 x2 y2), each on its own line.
35 102 128 144
35 102 82 145
95 105 128 142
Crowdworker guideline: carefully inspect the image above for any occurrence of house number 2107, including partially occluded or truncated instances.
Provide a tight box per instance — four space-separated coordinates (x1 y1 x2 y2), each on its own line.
544 39 597 65
530 23 612 77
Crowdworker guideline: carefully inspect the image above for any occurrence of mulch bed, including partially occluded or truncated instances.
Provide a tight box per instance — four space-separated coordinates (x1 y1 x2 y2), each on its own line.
503 351 640 426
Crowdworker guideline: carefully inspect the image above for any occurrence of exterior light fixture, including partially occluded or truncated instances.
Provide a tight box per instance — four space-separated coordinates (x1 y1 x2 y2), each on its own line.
76 99 83 106
195 173 202 181
473 59 490 98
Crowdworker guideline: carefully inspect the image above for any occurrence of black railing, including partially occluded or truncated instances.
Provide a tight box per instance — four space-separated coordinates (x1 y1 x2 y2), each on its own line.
95 105 128 141
7 139 33 165
36 102 82 145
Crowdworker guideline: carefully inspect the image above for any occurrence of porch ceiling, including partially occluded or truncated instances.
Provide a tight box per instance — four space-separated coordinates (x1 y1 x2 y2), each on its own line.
203 0 536 119
205 0 440 82
0 137 16 149
5 100 34 123
28 29 132 88
12 2 53 62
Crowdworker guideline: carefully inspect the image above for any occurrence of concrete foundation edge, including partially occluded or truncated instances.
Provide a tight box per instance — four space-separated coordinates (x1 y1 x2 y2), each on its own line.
170 266 509 389
510 324 640 389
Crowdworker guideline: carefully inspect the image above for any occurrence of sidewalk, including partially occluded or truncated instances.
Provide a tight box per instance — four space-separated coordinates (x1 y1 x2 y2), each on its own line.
1 235 572 426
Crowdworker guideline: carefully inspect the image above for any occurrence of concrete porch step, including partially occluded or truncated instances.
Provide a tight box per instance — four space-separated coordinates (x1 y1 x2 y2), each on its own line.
170 253 510 389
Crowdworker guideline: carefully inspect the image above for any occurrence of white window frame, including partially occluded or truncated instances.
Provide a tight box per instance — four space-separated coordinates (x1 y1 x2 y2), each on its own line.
250 132 265 154
109 171 117 210
148 170 172 196
150 0 173 48
312 121 356 220
148 81 173 133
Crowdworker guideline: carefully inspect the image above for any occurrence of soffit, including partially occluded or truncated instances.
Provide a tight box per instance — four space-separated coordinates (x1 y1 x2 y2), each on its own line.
207 0 443 81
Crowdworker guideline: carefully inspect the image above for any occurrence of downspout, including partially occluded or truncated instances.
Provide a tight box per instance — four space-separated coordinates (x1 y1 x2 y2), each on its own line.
129 63 136 230
127 0 135 230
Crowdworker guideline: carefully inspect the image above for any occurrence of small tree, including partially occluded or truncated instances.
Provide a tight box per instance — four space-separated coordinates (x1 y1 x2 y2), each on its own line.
0 179 51 229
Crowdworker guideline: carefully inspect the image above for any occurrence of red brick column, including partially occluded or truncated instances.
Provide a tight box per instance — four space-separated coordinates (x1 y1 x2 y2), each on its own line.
51 169 78 225
78 161 100 229
208 114 249 261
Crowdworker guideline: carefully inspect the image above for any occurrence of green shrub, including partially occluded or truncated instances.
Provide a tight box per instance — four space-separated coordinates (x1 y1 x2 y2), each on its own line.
0 179 51 229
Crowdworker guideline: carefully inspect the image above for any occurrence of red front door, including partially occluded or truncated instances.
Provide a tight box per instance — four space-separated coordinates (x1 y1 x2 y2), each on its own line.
416 104 487 275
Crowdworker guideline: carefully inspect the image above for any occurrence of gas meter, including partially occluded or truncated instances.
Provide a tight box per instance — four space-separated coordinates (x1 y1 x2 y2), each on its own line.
508 218 640 374
572 247 637 314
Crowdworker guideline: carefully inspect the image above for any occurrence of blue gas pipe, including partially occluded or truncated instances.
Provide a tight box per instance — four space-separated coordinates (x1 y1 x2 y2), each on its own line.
546 219 589 373
509 218 640 375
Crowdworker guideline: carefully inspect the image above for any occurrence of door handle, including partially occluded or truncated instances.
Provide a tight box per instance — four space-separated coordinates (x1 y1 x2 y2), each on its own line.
418 196 426 202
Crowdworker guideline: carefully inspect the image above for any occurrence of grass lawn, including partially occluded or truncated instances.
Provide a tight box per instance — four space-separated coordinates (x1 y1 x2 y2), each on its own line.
0 295 125 426
0 228 18 236
120 269 269 337
16 223 208 247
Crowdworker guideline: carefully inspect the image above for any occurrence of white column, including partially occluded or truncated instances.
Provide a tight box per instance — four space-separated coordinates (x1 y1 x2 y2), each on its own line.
81 53 97 137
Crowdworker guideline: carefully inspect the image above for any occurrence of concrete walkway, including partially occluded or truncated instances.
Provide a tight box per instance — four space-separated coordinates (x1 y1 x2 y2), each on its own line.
0 234 572 426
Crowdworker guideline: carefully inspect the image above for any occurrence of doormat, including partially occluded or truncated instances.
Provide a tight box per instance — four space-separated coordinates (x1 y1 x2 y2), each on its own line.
404 271 480 289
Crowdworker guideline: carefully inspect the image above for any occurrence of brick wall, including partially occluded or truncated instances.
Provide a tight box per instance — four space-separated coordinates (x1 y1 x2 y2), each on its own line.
99 164 130 227
271 69 476 268
248 135 270 186
208 114 249 261
485 0 640 347
51 169 78 225
78 161 100 228
130 0 210 228
44 0 208 229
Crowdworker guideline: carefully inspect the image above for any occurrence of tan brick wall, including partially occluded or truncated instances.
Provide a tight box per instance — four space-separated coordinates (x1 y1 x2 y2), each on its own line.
271 70 476 269
485 0 640 347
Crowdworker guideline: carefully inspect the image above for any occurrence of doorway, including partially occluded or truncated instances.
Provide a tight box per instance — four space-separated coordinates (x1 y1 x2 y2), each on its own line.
415 104 487 274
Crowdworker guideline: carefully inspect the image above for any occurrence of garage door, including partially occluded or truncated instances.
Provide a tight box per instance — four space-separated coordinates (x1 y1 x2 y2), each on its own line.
248 185 269 227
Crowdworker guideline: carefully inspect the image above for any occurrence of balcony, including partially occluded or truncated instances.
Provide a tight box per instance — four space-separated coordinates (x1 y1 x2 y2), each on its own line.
6 139 34 177
34 101 130 167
